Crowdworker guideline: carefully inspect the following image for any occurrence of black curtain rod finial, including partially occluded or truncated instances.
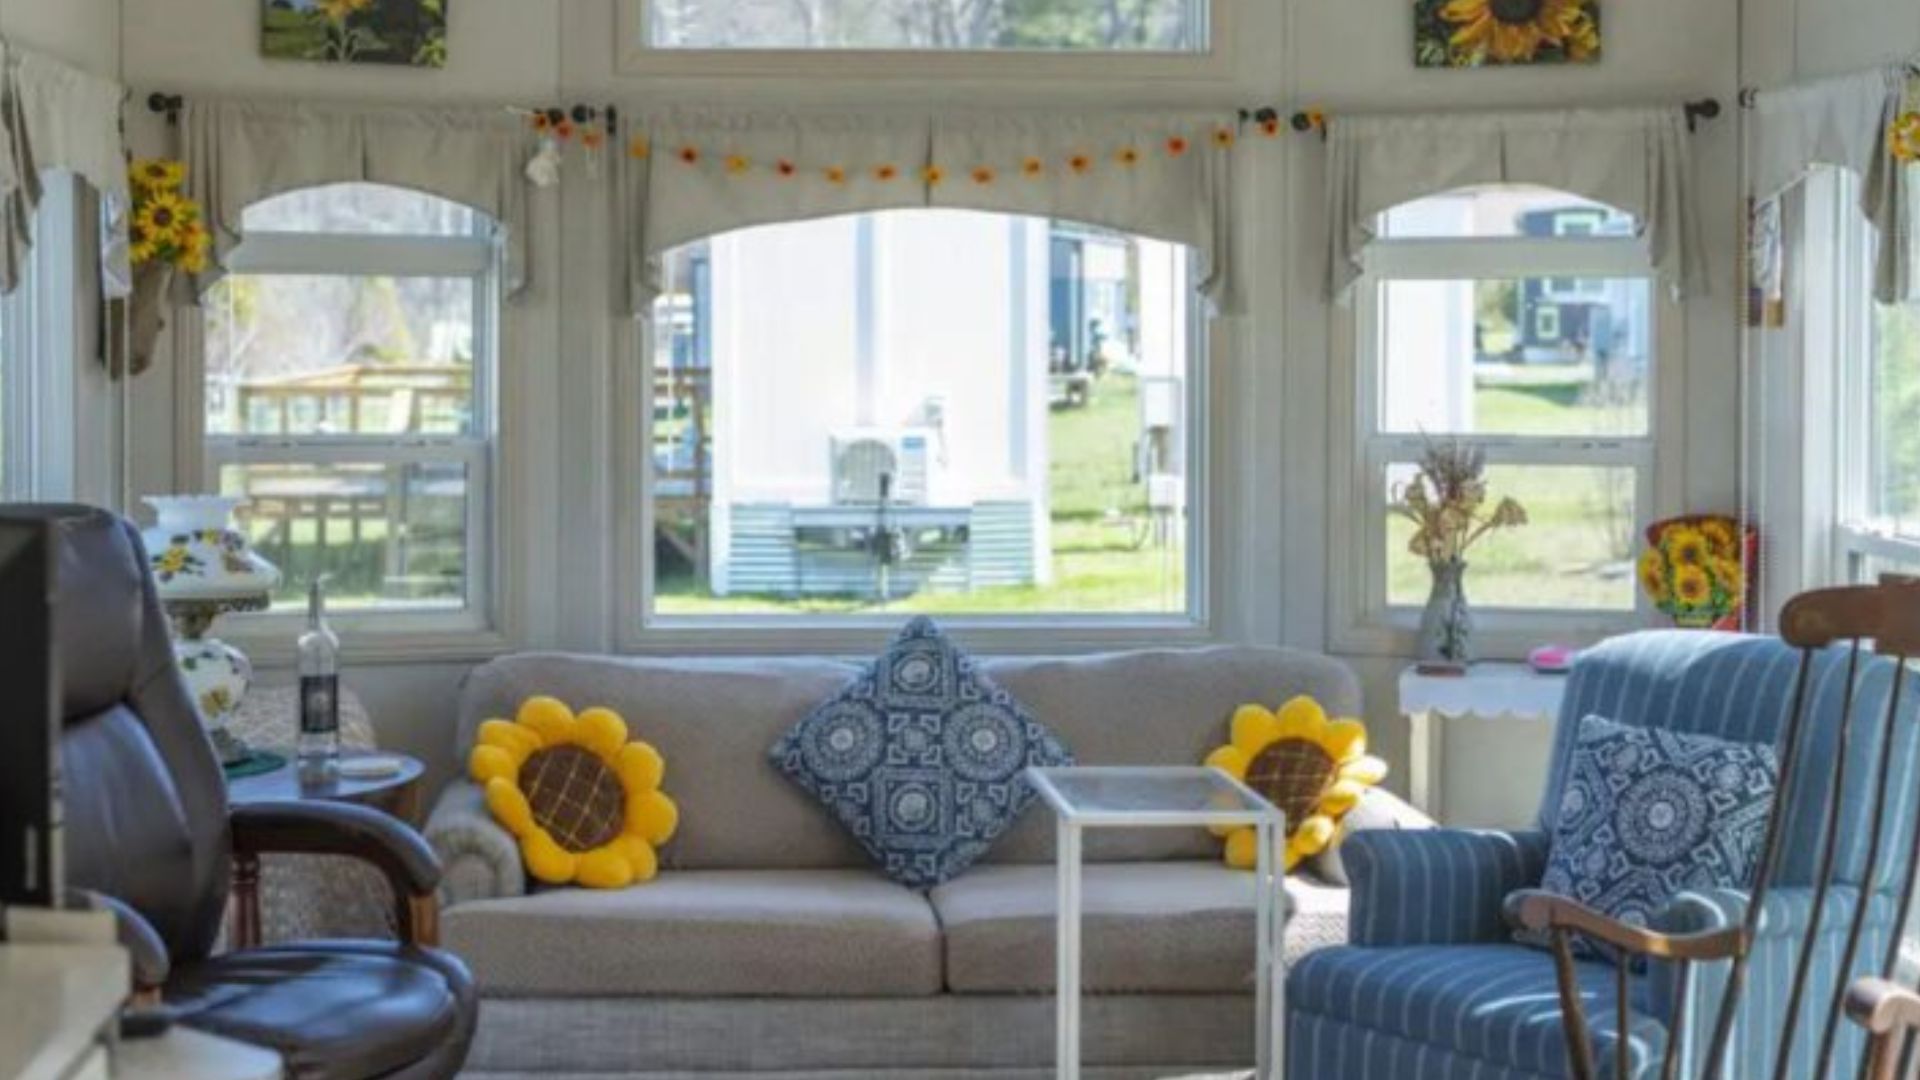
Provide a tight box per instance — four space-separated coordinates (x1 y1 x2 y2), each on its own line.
1684 97 1722 131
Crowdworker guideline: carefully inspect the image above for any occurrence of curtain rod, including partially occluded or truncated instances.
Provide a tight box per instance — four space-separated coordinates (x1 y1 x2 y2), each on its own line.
144 92 619 130
1740 59 1920 108
1289 96 1724 139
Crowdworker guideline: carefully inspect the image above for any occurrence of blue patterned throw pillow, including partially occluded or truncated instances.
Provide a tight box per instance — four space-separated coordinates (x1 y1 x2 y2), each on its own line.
771 617 1073 888
1536 715 1779 950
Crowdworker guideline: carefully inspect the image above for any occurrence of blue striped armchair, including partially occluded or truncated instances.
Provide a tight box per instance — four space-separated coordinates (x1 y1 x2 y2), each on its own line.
1287 631 1920 1079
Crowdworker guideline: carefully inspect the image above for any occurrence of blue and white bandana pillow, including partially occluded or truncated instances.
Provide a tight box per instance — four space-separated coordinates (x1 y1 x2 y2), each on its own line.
771 617 1074 888
1533 714 1779 953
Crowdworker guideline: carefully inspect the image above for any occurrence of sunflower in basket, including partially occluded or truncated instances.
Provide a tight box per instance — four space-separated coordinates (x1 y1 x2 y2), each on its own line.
470 696 680 889
1203 697 1387 872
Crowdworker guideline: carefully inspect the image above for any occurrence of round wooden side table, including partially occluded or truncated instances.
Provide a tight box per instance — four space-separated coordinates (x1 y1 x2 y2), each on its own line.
221 686 424 949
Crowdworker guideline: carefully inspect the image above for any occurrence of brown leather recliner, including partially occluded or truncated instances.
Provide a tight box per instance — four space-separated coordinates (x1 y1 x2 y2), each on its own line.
16 504 475 1080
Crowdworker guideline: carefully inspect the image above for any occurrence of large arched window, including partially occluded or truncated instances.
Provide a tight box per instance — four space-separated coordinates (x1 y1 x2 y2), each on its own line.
1336 184 1671 648
644 208 1199 622
204 182 498 622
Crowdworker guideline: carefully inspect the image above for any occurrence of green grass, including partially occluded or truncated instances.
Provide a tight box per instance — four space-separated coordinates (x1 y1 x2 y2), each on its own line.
1388 372 1640 612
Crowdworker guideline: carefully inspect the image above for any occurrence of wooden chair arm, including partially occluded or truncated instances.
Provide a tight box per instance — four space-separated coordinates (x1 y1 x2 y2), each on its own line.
1505 889 1746 962
1847 977 1920 1036
230 800 443 946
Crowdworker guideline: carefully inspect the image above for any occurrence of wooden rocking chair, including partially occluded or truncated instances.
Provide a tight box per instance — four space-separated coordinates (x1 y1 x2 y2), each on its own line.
1512 580 1920 1080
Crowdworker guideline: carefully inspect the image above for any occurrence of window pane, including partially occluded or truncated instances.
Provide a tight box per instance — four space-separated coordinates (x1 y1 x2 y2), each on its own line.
204 275 477 437
1378 277 1652 437
242 183 479 236
221 461 470 610
1871 297 1920 540
1386 464 1637 611
1380 187 1636 240
648 211 1193 618
647 0 1207 51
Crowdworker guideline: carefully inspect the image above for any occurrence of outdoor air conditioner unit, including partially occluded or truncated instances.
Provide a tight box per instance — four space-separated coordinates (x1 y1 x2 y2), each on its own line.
830 428 939 506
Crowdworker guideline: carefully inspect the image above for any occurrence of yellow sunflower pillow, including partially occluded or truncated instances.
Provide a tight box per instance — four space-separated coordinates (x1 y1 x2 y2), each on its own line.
469 696 680 889
1203 696 1387 872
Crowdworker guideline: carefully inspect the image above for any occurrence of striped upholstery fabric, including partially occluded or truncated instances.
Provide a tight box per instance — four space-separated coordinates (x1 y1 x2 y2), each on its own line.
1287 631 1920 1079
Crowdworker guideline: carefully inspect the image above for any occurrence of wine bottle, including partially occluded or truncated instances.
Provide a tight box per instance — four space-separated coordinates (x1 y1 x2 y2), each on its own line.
296 576 341 782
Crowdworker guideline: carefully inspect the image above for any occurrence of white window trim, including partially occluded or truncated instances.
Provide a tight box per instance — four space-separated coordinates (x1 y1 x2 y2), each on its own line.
1 175 83 502
1829 170 1920 584
615 0 1233 82
189 221 515 663
612 235 1230 656
1329 219 1686 659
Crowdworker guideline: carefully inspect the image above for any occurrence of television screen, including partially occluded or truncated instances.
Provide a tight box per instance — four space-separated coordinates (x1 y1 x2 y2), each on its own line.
0 513 59 916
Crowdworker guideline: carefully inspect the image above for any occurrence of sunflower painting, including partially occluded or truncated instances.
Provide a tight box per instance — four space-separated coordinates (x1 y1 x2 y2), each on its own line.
262 0 448 68
1415 0 1602 69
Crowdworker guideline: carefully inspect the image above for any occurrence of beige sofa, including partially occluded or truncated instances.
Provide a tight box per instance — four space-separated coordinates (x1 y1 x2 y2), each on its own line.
424 646 1365 1079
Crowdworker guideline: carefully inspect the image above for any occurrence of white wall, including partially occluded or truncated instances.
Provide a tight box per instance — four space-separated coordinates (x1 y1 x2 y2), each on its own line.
0 0 119 77
105 0 1783 820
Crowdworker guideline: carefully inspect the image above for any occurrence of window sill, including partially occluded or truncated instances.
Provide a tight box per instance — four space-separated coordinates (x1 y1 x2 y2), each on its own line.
1332 609 1649 662
213 615 512 669
621 614 1218 656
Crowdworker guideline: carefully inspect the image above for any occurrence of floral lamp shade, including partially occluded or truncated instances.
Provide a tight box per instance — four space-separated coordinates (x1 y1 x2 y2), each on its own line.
140 496 281 760
143 496 281 605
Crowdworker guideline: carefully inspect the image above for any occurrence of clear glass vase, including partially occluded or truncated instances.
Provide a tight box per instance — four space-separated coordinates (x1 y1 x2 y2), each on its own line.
1419 557 1474 665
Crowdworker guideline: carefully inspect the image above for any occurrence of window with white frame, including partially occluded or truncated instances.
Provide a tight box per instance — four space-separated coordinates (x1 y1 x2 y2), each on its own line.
1343 185 1664 638
1829 166 1920 582
643 209 1201 623
203 183 499 621
640 0 1211 51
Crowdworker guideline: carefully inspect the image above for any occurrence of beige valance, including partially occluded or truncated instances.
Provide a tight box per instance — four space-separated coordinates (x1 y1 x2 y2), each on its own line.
1325 106 1707 302
178 99 537 302
0 42 129 297
622 105 1248 317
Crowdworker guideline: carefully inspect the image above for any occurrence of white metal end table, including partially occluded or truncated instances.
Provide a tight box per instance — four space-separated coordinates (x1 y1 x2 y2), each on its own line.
1026 766 1288 1080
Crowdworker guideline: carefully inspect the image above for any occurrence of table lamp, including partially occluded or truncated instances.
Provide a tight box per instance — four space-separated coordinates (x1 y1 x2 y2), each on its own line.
140 496 281 765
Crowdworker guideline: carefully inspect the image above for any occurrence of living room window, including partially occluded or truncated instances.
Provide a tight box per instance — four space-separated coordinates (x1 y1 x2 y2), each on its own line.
1335 185 1674 651
1827 168 1920 584
641 209 1201 626
620 0 1222 77
203 183 499 624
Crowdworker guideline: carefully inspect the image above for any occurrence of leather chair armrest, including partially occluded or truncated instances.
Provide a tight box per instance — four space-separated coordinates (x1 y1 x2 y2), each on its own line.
230 800 444 945
69 888 170 993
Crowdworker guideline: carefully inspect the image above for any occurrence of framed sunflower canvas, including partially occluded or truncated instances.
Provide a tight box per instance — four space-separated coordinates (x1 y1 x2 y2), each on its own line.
1415 0 1601 69
262 0 449 68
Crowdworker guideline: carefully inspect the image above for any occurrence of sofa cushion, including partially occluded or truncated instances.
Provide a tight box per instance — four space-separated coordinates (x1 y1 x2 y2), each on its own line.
442 869 943 997
772 617 1074 888
456 646 1359 871
931 861 1349 994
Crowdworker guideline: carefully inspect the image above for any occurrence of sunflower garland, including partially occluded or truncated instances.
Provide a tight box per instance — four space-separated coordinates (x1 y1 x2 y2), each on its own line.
128 159 211 275
1638 515 1748 629
471 696 681 889
1204 697 1387 873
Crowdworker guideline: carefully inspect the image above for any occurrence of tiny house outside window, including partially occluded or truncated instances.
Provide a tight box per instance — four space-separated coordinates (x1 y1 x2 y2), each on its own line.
203 183 498 626
1344 185 1666 644
643 209 1200 625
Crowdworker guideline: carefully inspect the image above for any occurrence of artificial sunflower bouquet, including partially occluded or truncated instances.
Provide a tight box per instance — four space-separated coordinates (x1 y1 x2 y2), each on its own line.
1637 515 1748 629
129 158 211 275
116 158 211 377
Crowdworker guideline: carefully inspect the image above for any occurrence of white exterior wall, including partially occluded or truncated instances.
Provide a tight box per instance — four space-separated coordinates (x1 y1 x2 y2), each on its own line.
707 210 1051 593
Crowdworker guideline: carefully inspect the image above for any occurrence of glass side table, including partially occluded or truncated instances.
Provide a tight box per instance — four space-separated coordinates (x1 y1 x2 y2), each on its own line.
1026 766 1287 1080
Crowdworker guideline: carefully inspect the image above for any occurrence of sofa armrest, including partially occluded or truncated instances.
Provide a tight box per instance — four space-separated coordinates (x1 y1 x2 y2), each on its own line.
1644 885 1905 1064
1345 827 1549 946
424 780 525 909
